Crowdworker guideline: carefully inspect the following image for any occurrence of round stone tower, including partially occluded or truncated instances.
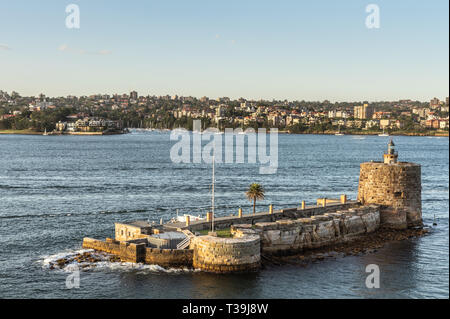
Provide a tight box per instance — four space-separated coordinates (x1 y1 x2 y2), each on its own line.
191 234 260 273
357 140 422 229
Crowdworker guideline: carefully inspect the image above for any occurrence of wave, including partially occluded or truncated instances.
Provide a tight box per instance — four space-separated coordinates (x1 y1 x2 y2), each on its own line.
1 184 211 192
40 249 198 274
0 185 27 189
0 208 149 220
0 184 151 191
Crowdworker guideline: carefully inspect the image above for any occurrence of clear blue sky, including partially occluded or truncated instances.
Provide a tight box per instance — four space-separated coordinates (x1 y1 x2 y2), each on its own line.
0 0 448 101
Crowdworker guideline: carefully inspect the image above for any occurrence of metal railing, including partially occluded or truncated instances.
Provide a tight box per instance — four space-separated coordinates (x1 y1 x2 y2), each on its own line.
176 229 195 249
176 236 191 249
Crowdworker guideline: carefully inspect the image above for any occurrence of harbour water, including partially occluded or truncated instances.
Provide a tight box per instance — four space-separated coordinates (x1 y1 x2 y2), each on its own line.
0 132 448 298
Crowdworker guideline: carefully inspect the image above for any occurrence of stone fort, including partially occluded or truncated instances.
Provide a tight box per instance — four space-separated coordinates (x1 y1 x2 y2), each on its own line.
83 140 423 273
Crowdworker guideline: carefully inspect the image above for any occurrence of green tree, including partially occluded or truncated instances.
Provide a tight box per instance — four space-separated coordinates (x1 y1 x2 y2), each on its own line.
246 183 265 215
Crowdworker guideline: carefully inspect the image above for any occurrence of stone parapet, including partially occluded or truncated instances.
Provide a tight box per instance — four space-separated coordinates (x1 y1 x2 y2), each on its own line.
83 237 121 255
247 205 381 255
184 201 360 232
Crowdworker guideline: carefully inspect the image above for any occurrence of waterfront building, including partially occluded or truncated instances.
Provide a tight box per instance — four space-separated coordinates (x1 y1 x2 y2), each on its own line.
354 103 374 119
365 119 379 129
430 97 440 109
55 121 66 131
380 119 391 129
215 105 226 117
426 119 442 129
328 110 336 118
55 117 121 133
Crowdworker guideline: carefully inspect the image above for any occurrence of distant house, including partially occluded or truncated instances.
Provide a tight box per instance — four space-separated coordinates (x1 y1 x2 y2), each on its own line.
55 117 121 133
380 119 391 129
365 120 379 129
66 114 79 120
0 114 15 120
425 119 440 129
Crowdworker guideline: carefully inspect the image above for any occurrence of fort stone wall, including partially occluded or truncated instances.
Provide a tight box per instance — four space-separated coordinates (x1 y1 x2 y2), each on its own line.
234 205 381 255
82 237 192 267
82 237 121 255
145 248 193 267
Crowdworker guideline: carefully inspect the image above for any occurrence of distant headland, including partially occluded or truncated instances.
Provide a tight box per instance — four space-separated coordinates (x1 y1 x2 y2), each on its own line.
0 91 448 136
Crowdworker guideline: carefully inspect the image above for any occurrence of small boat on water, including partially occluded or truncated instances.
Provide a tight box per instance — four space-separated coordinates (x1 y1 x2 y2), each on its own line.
176 214 205 223
335 125 344 136
42 128 48 136
378 128 389 137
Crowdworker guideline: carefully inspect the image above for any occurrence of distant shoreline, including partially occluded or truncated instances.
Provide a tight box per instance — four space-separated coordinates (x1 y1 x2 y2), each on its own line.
0 130 42 135
279 131 449 137
0 129 448 137
0 130 127 136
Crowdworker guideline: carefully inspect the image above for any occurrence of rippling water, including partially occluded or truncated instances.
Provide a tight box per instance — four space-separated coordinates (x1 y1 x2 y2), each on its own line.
0 132 448 298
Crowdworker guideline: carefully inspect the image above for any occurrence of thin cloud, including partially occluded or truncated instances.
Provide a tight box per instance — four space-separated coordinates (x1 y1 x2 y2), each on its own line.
58 44 69 51
95 50 111 55
58 44 111 55
0 44 11 50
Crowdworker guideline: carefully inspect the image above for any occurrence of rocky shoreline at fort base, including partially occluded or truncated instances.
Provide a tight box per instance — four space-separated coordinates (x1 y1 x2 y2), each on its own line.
50 251 121 270
262 227 430 267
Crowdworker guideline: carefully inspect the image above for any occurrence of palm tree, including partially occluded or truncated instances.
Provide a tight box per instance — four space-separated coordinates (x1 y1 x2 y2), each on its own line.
246 183 265 215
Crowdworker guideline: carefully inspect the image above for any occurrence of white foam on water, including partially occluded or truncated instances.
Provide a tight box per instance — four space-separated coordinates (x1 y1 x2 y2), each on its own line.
41 248 95 268
90 261 199 274
39 248 198 274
